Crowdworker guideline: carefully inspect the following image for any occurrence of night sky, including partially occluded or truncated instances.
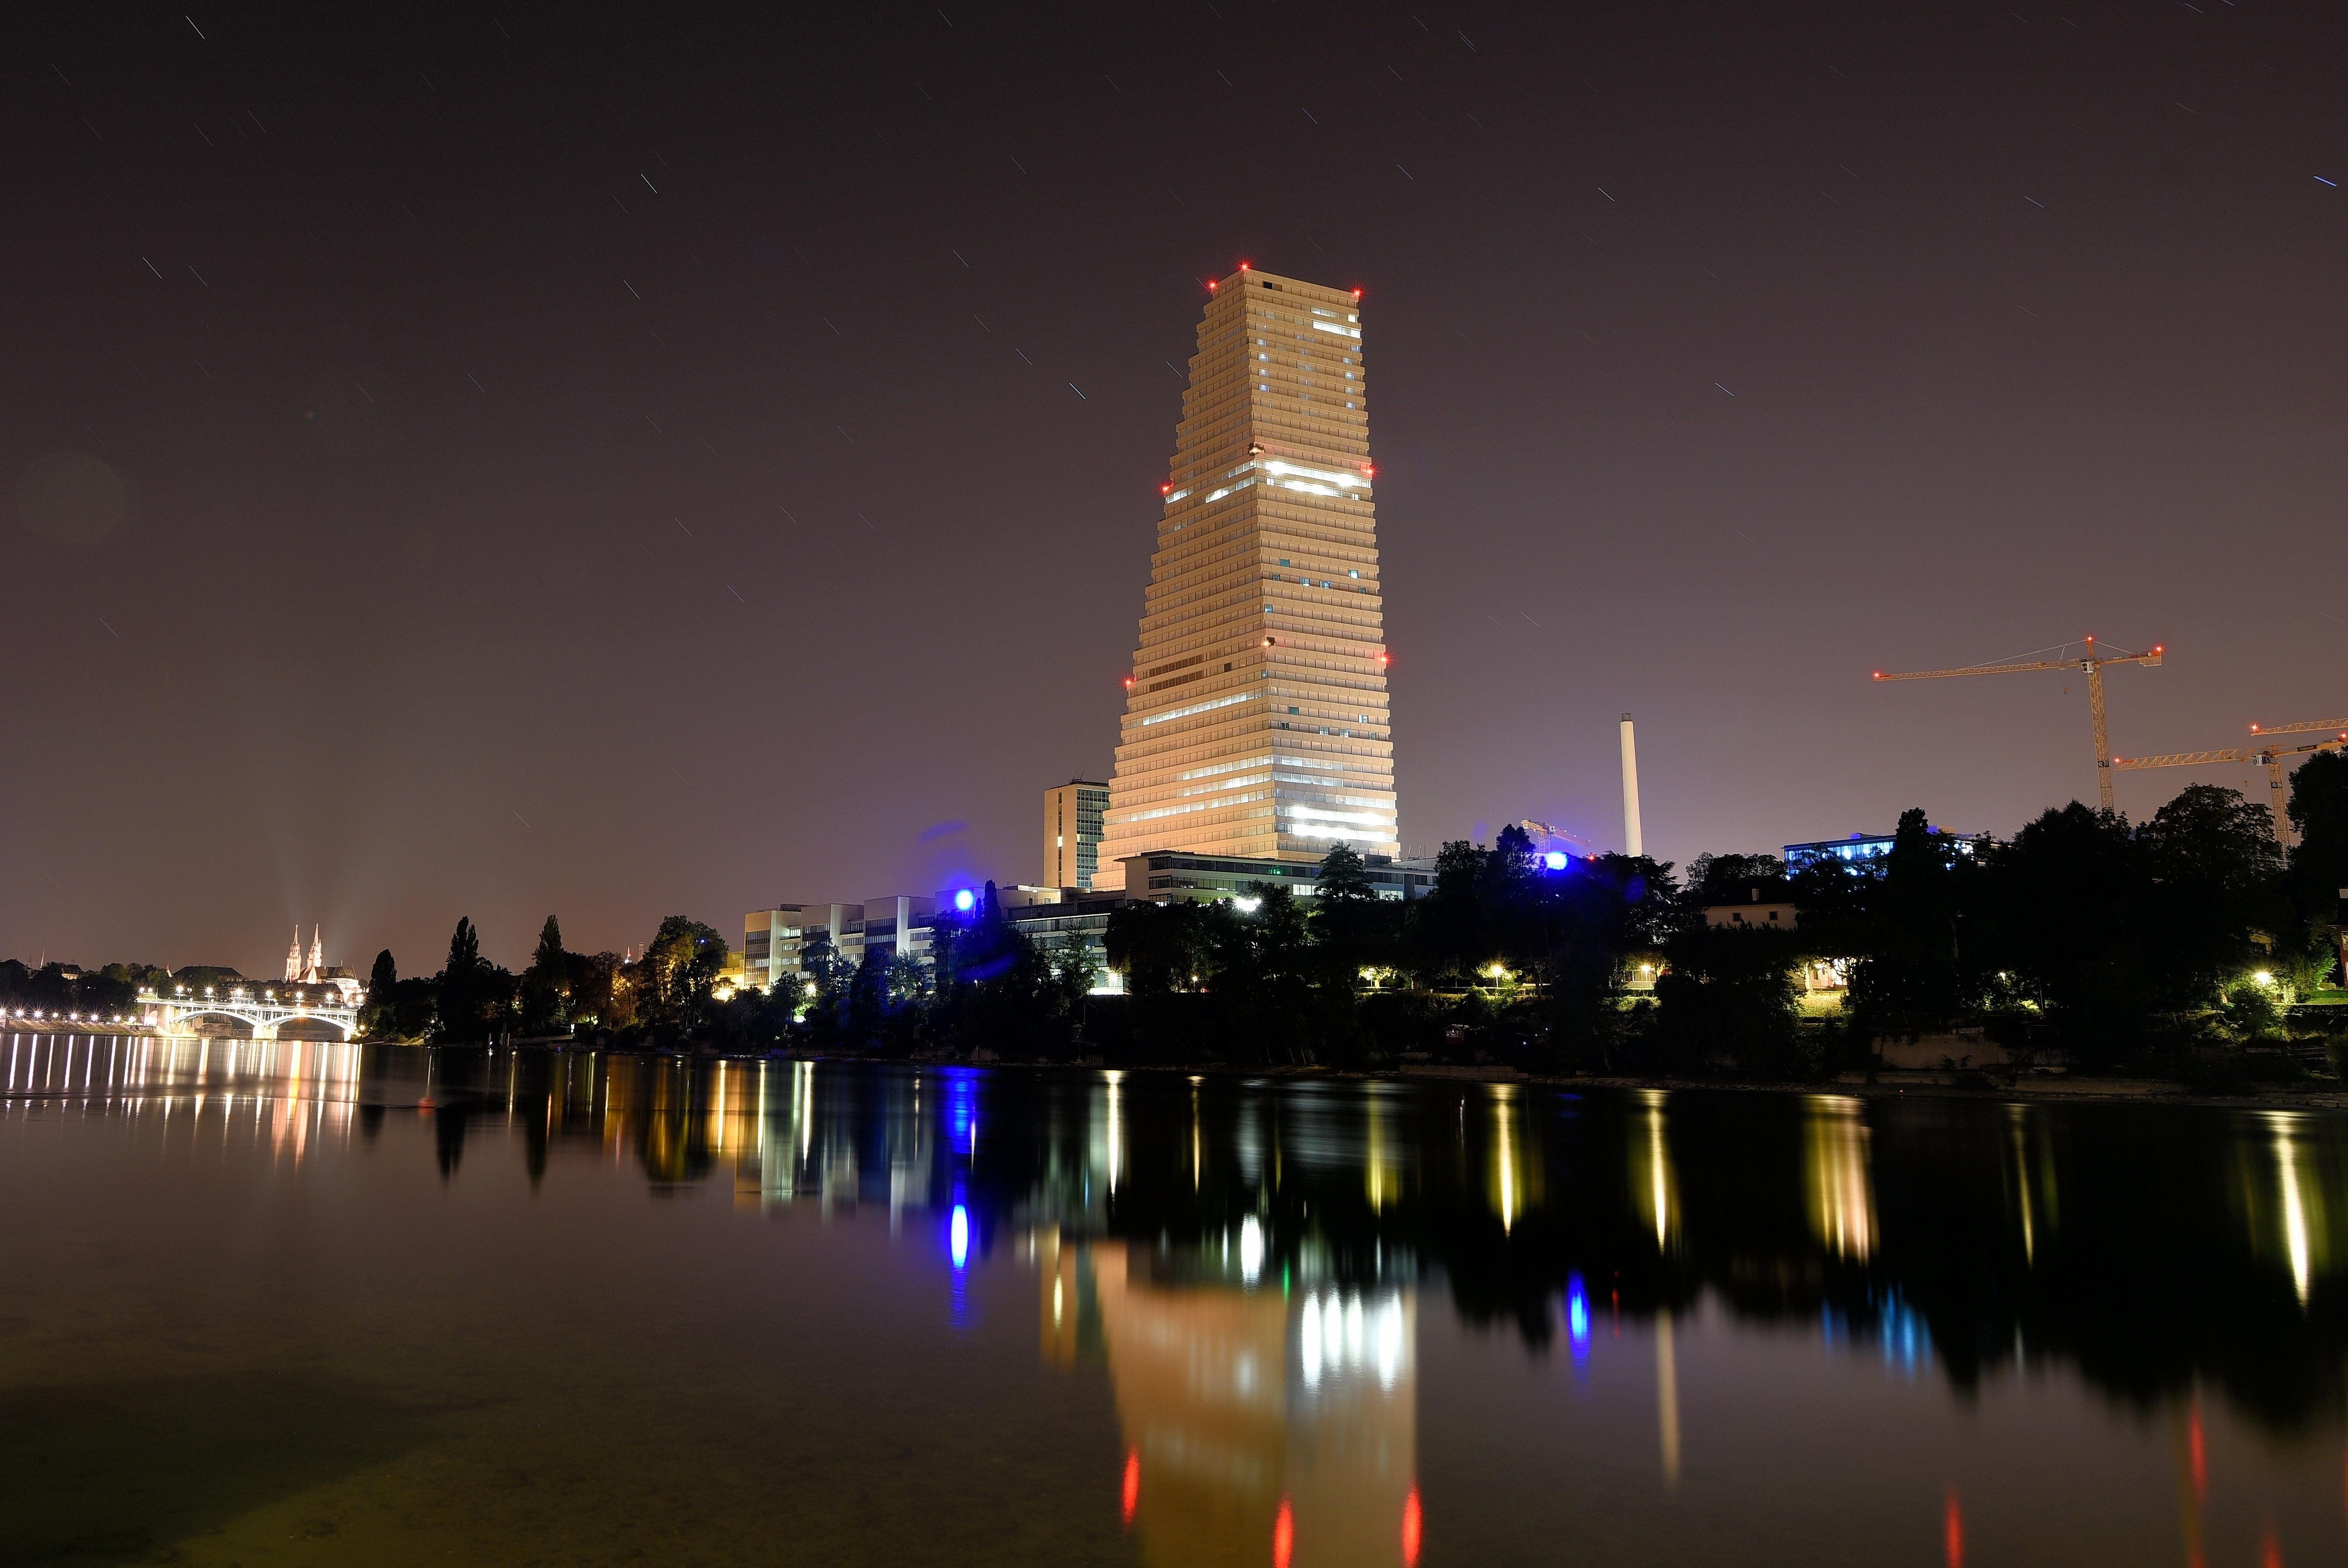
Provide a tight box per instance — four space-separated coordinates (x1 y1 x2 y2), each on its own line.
7 2 2345 975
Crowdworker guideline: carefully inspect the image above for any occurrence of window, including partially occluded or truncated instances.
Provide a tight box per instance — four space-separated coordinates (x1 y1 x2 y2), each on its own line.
1348 569 1359 578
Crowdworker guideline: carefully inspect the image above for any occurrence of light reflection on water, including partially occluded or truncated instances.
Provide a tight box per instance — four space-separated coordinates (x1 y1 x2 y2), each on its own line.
4 1034 2348 1565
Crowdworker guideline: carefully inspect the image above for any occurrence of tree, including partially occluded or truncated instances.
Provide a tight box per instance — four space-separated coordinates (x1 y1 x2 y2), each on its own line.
1312 843 1402 986
1846 808 1974 1038
2138 784 2297 1008
1315 843 1377 903
1652 925 1809 1078
1406 839 1492 983
1685 853 1789 908
357 949 404 1039
531 916 564 973
520 915 574 1034
927 884 1085 1061
636 916 728 1034
1201 886 1319 1064
1105 899 1211 1003
2289 751 2348 985
436 916 514 1043
568 951 634 1033
1979 803 2148 1062
447 917 481 976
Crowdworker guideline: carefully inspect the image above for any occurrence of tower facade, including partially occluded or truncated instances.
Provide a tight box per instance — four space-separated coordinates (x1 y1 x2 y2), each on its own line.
1097 266 1397 887
1044 780 1110 890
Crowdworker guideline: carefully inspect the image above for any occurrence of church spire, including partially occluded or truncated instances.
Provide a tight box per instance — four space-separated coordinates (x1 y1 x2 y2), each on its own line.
285 926 303 983
306 926 325 983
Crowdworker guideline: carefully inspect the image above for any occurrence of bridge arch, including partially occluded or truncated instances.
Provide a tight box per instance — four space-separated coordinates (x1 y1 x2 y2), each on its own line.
156 1005 352 1041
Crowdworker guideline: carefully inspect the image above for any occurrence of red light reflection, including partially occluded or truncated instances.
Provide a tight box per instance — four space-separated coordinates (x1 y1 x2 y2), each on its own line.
1272 1498 1293 1568
1944 1489 1963 1568
1401 1485 1423 1566
2190 1404 2206 1496
1121 1449 1140 1528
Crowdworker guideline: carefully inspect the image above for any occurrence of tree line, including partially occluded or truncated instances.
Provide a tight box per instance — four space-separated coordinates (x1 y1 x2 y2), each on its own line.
17 760 2344 1081
360 913 732 1044
683 762 2348 1078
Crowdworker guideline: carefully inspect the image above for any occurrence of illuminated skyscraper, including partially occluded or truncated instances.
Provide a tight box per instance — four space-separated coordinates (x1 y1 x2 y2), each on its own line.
1096 266 1396 886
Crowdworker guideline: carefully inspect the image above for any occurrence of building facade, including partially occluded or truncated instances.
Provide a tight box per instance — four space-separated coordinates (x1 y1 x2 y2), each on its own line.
1113 850 1435 904
742 903 865 993
1096 266 1398 888
1784 829 1988 870
1043 780 1109 890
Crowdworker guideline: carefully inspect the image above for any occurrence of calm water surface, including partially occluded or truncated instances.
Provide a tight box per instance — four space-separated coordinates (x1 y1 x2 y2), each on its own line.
4 1033 2348 1566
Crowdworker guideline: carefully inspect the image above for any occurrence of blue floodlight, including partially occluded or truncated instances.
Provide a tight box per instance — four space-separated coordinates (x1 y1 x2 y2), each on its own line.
1542 851 1569 871
954 888 977 913
1566 1272 1591 1361
950 1204 971 1268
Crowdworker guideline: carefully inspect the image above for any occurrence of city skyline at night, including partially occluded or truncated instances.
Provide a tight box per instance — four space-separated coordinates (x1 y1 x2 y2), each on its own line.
6 5 2345 973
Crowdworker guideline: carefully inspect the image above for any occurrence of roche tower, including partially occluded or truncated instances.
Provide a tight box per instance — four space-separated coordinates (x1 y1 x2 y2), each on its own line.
1096 266 1397 886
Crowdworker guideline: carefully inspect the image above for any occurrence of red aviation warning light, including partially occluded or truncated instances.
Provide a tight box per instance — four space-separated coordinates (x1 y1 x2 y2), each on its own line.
1238 261 1252 271
1352 287 1364 300
1160 483 1172 495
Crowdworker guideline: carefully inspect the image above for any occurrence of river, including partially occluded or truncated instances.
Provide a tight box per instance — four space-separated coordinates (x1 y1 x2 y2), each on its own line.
2 1032 2343 1565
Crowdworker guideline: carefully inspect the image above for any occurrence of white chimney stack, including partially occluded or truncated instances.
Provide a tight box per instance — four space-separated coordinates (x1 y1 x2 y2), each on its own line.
1620 712 1644 859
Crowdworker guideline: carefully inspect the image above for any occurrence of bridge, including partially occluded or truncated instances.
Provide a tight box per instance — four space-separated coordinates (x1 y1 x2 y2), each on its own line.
138 987 359 1041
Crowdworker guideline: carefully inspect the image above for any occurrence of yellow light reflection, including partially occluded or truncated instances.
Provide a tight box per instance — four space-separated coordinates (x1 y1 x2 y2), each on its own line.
1656 1306 1681 1488
1802 1095 1875 1261
1490 1085 1519 1233
2266 1112 2321 1307
1633 1089 1676 1252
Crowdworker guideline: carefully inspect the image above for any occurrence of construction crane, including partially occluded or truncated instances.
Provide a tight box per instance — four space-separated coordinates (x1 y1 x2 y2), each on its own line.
2249 715 2348 739
2115 724 2348 848
1873 637 2165 811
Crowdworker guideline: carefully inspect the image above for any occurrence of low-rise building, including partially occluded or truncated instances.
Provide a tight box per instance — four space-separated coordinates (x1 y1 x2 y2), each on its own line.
1112 849 1436 904
742 902 864 993
859 895 938 968
1702 885 1798 930
1785 828 1987 870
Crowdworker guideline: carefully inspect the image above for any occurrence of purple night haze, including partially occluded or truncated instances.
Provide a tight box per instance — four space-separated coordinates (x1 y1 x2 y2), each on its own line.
5 3 2345 975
